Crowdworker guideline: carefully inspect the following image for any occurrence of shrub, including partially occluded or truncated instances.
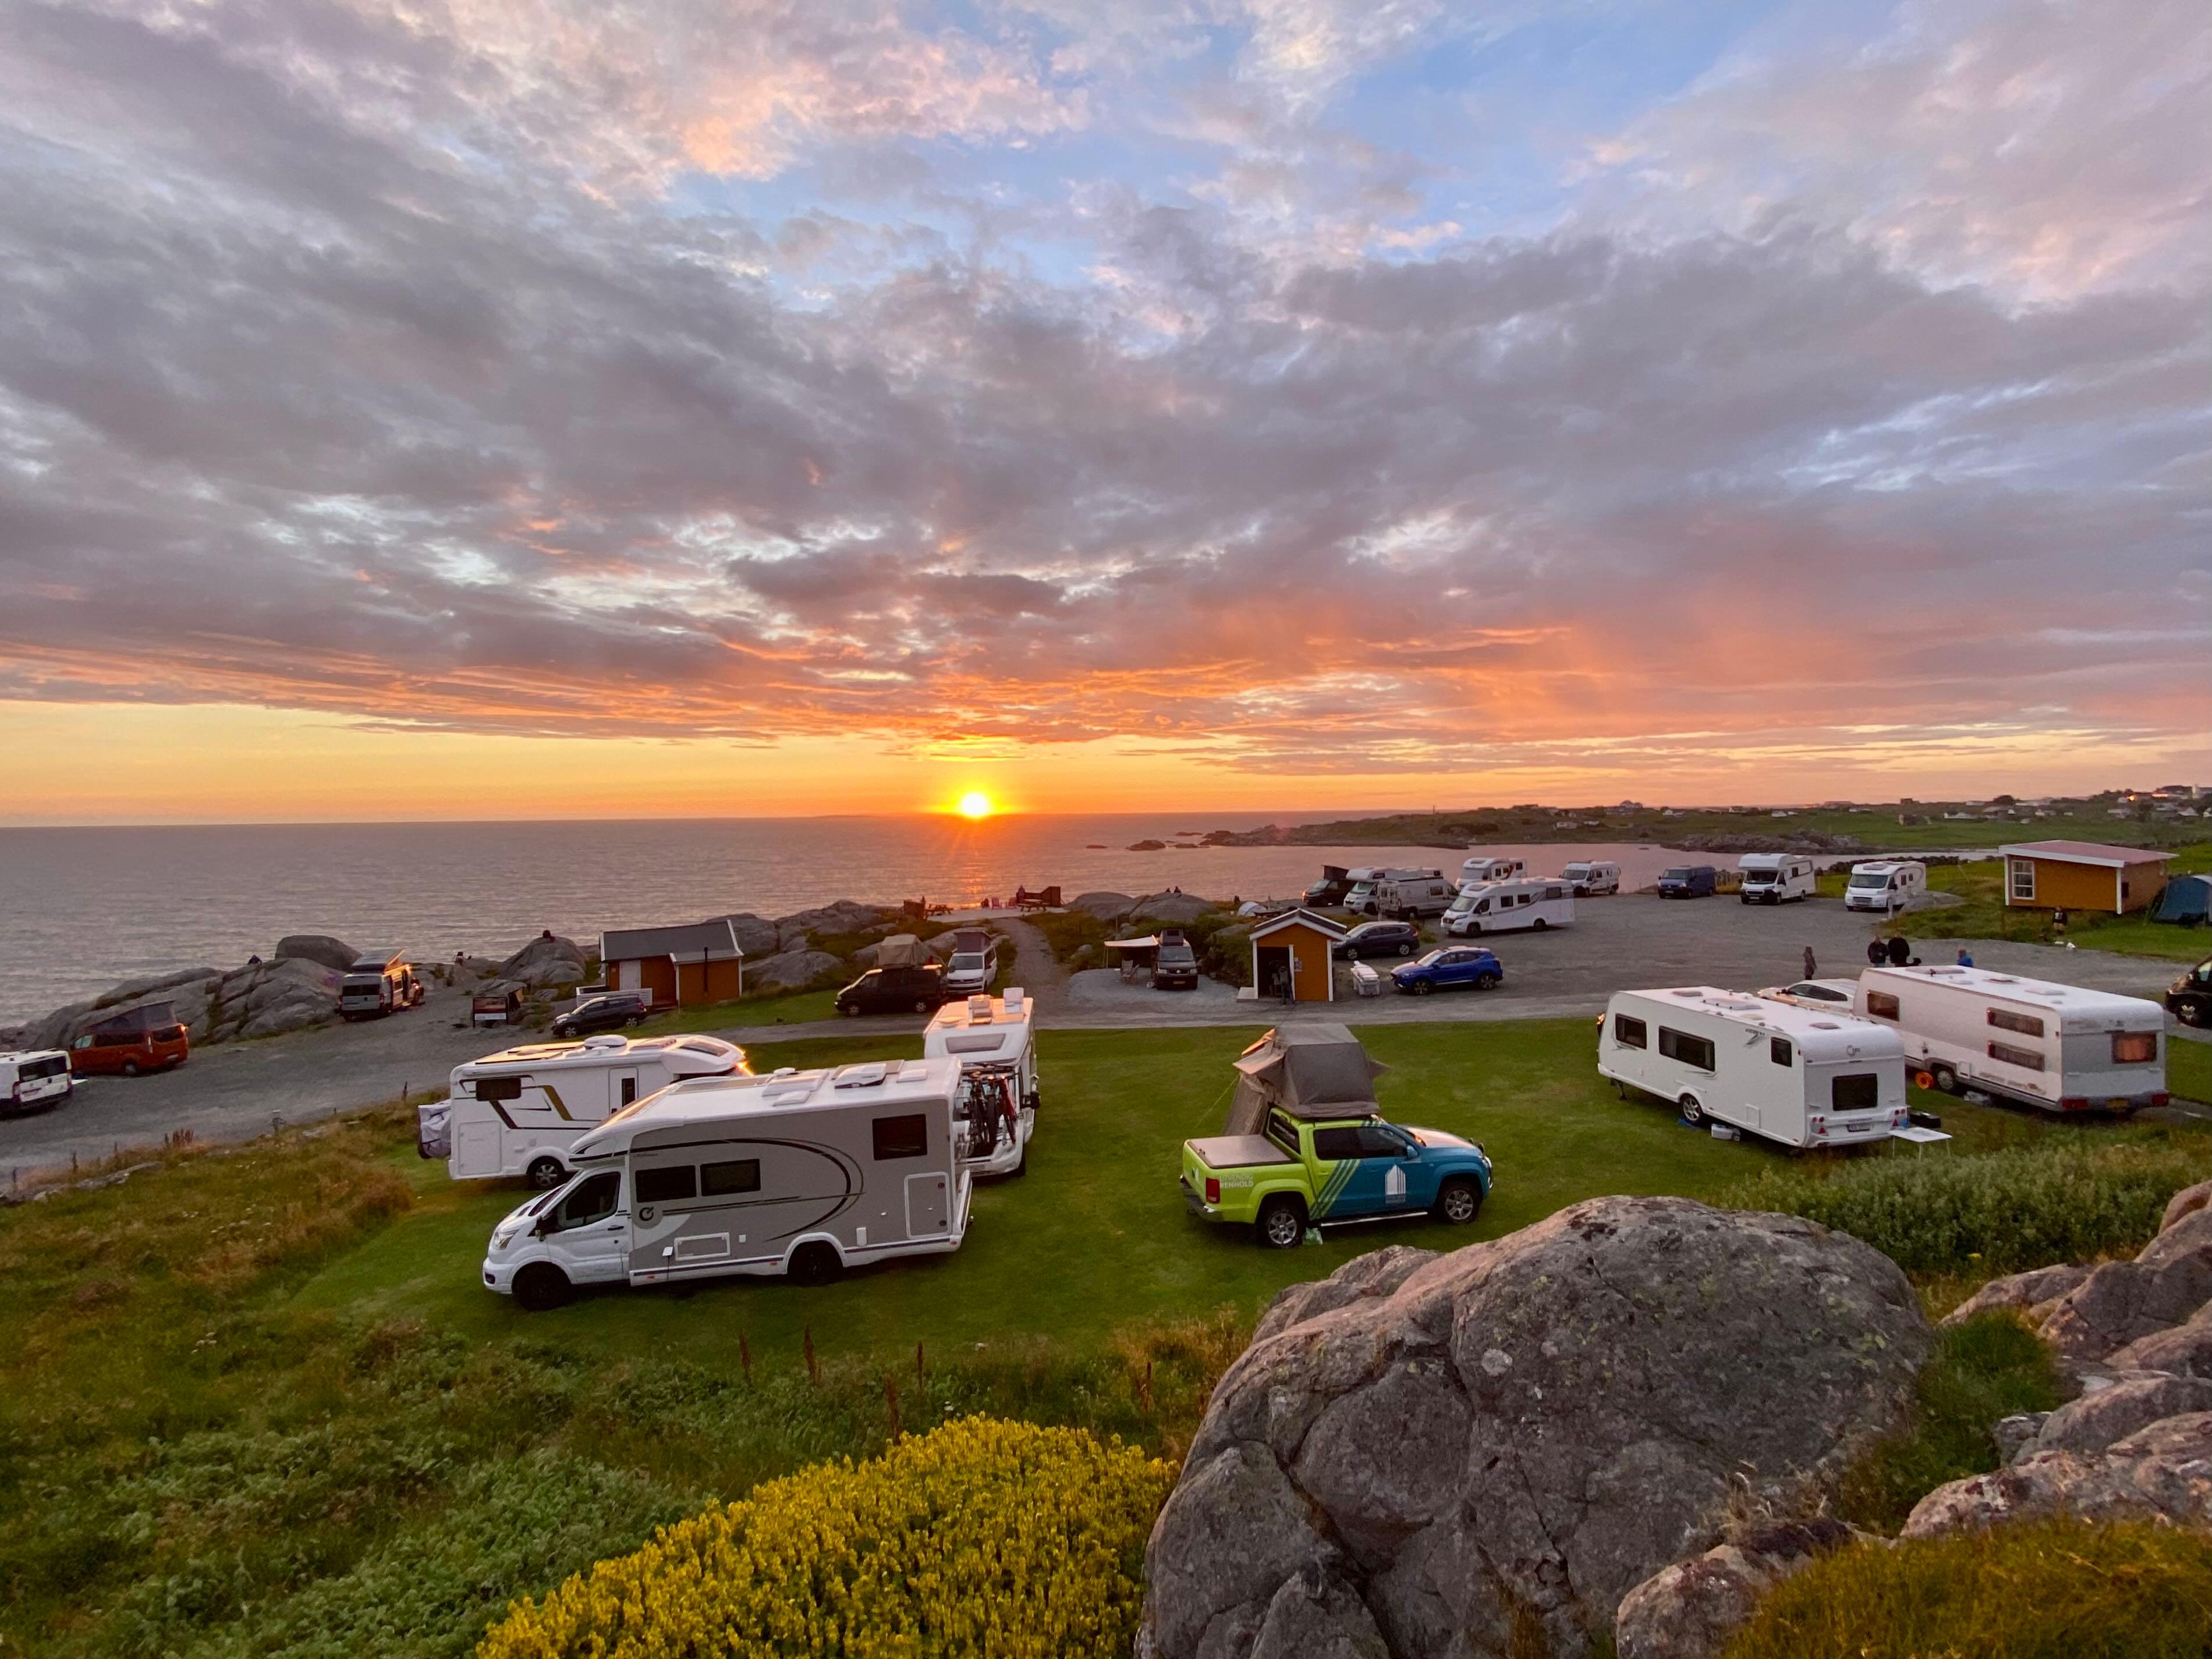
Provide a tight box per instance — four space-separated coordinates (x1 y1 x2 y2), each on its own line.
476 1418 1174 1659
1724 1517 2212 1659
1722 1135 2207 1277
1030 909 1112 968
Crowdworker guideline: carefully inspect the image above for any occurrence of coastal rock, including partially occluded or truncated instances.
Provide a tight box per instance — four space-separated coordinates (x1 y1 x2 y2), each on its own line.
1139 1197 1931 1659
1904 1412 2212 1537
274 934 359 974
1253 1246 1438 1345
2103 1301 2212 1377
2027 1373 2212 1458
1128 892 1219 926
191 958 343 1042
1993 1414 2048 1463
704 912 782 960
1940 1263 2092 1328
1127 839 1168 852
1067 891 1136 923
749 949 842 992
774 901 889 949
1614 1519 1855 1659
2163 1179 2212 1236
2037 1207 2212 1367
496 935 589 990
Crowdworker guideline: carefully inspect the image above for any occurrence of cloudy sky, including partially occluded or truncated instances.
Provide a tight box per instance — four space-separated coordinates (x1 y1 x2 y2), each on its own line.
0 0 2204 820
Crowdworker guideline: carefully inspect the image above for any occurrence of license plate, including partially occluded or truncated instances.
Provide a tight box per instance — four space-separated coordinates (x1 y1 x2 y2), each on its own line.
2110 1097 2131 1110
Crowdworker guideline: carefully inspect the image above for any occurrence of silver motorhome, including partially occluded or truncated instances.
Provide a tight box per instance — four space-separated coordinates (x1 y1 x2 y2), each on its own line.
924 989 1038 1178
480 1057 970 1309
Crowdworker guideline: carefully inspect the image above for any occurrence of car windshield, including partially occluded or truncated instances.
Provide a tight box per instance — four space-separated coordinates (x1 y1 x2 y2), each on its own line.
1744 869 1774 880
951 953 985 970
1158 944 1196 966
1661 867 1692 881
1416 950 1447 966
1562 865 1589 878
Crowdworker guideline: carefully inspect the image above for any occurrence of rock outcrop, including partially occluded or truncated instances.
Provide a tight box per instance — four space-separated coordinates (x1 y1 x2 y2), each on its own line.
748 949 843 991
2035 1208 2212 1369
275 934 360 973
1066 891 1136 923
1139 1197 1931 1659
495 935 589 990
2025 1373 2212 1458
1938 1262 2092 1328
773 901 889 949
2163 1178 2212 1235
1614 1519 1855 1659
2103 1301 2212 1377
1128 891 1219 926
1905 1412 2212 1537
703 912 782 959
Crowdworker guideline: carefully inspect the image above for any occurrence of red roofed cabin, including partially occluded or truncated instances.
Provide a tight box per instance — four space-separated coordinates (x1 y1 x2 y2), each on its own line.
598 919 743 1009
2000 841 2171 916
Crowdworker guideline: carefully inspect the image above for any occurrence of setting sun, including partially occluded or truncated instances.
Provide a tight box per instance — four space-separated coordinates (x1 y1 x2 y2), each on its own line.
955 791 995 820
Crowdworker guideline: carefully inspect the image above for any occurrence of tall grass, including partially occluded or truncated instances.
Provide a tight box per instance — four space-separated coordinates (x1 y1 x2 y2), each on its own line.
1724 1133 2209 1276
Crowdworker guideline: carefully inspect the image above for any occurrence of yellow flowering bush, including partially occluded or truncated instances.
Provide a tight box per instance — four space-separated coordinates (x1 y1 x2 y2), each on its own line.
476 1417 1174 1658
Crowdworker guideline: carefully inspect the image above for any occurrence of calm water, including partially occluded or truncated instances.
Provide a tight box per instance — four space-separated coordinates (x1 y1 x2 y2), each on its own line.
0 817 1690 1022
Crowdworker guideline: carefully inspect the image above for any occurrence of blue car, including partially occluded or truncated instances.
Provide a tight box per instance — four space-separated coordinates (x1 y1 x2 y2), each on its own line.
1390 945 1504 996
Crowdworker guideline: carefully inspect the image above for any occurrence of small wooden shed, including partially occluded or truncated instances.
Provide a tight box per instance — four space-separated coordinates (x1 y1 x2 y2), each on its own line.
599 919 743 1008
2000 841 2170 915
1247 909 1348 1003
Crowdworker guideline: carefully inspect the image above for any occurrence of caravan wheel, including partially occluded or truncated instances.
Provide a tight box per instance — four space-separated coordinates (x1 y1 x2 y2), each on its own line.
526 1155 568 1190
1931 1064 1960 1094
1532 918 1548 931
1679 1094 1707 1126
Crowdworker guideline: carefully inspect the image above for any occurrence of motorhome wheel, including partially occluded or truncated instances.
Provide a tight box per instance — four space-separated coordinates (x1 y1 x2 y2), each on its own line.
1532 918 1548 931
1433 1178 1483 1225
1678 1094 1706 1126
513 1263 572 1313
789 1241 843 1285
525 1155 567 1190
1256 1196 1307 1250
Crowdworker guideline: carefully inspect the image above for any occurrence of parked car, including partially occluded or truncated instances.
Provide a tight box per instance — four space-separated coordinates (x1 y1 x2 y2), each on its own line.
1391 947 1504 996
1757 979 1860 1011
2168 958 2212 1027
1152 933 1200 990
1181 1106 1493 1248
1333 920 1423 960
2 1049 74 1111
552 990 651 1037
68 1002 189 1077
836 963 947 1016
1302 866 1353 908
1656 864 1718 899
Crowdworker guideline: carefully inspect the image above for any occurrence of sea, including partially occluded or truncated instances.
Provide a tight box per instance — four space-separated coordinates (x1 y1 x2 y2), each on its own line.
0 816 1696 1024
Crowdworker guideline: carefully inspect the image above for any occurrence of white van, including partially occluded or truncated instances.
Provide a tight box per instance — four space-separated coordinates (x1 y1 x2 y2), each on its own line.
1346 868 1447 916
1738 854 1817 906
1444 878 1575 937
1855 965 2167 1112
481 1057 971 1309
418 1033 748 1187
1 1049 73 1111
924 990 1038 1178
1461 856 1528 885
1377 873 1459 919
1844 860 1927 913
1599 987 1909 1149
941 929 998 998
1559 861 1621 896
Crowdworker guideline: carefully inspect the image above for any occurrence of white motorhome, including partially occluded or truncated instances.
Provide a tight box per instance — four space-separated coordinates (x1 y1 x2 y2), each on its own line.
1 1049 73 1111
1843 860 1927 913
924 989 1038 1178
480 1057 971 1309
1346 867 1447 916
1738 854 1817 905
1461 856 1528 885
1854 965 2167 1112
418 1033 748 1187
940 928 999 998
1558 860 1621 896
1377 872 1459 919
1599 987 1909 1150
1444 878 1575 937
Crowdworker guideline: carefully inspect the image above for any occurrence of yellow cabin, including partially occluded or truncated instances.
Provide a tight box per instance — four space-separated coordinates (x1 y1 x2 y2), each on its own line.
1247 909 1349 1002
2000 840 2170 915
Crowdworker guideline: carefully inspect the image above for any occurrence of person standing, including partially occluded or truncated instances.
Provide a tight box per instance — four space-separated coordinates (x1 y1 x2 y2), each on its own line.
1803 945 1817 980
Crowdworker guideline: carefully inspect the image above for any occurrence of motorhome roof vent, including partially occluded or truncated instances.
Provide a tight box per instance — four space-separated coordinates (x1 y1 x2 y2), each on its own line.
1714 998 1759 1011
582 1034 628 1050
967 995 993 1023
1811 1021 1841 1029
833 1062 890 1089
771 1066 797 1078
1004 986 1024 1010
1669 989 1703 998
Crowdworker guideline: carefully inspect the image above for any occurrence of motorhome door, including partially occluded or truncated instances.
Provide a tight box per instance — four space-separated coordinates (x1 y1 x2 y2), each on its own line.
906 1170 951 1235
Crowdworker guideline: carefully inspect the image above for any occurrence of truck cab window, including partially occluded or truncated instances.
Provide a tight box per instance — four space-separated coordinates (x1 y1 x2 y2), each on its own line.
1264 1111 1300 1157
1355 1123 1410 1157
1312 1127 1363 1161
551 1172 620 1231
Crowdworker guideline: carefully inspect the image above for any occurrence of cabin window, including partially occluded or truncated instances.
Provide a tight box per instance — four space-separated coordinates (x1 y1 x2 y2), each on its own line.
1988 1009 2044 1038
2112 1031 2158 1065
1614 1015 1648 1049
472 1076 523 1103
1658 1027 1716 1071
1987 1040 2046 1072
1865 992 1901 1020
701 1158 761 1196
1831 1073 1880 1112
1770 1037 1793 1067
1312 1127 1363 1161
871 1114 930 1161
2009 860 2036 901
634 1165 698 1203
549 1172 620 1232
1264 1111 1301 1157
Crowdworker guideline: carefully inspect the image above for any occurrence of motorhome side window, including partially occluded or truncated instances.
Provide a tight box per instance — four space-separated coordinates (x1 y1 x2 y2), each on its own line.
1769 1037 1792 1067
702 1158 761 1196
474 1076 523 1101
871 1114 930 1161
1657 1027 1715 1070
551 1172 619 1231
1264 1111 1300 1157
1614 1015 1647 1049
1987 1040 2046 1071
634 1165 697 1203
618 1078 638 1107
1864 992 1901 1020
1831 1074 1880 1112
2112 1032 2158 1065
1987 1009 2044 1037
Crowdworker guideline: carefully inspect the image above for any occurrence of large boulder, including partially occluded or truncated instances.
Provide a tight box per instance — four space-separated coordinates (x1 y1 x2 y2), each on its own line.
274 934 359 974
1939 1263 2092 1328
2026 1373 2212 1458
704 912 781 959
1068 891 1137 923
496 935 589 990
2036 1207 2212 1368
748 949 843 992
2164 1179 2212 1236
1614 1519 1855 1659
1139 1197 1931 1659
196 958 344 1042
774 901 890 950
1128 891 1220 927
1905 1412 2212 1536
2103 1300 2212 1377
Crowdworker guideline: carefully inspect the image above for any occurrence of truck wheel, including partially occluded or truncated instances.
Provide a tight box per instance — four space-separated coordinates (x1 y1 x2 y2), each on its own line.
1412 979 1435 997
1679 1094 1706 1126
1256 1196 1307 1250
789 1242 843 1285
513 1264 573 1313
1533 918 1548 931
526 1155 568 1190
1433 1178 1483 1226
1931 1064 1960 1094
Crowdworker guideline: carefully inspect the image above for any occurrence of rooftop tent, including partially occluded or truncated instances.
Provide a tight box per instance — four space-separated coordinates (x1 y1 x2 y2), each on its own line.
2153 874 2210 925
1223 1023 1389 1135
874 934 928 967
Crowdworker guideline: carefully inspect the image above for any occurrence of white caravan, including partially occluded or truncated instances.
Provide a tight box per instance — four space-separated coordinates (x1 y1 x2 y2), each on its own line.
419 1034 748 1188
1461 855 1528 885
1737 854 1817 905
1558 860 1621 896
1444 878 1575 937
1844 860 1927 913
1598 987 1909 1150
924 989 1039 1178
480 1057 971 1309
1854 965 2167 1112
1 1049 73 1111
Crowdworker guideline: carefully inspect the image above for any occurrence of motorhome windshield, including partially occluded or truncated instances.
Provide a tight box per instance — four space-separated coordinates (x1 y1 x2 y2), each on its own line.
1743 869 1776 881
1445 894 1476 913
1562 864 1591 879
1848 871 1890 888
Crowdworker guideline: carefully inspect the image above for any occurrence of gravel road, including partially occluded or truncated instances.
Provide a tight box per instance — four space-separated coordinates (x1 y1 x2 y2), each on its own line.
3 896 2194 1179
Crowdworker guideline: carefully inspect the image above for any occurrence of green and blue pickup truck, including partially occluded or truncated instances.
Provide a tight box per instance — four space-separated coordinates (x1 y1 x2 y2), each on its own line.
1180 1106 1493 1248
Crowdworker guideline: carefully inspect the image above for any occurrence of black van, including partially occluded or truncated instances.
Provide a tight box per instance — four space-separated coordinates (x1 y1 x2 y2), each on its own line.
836 963 947 1016
1656 864 1719 899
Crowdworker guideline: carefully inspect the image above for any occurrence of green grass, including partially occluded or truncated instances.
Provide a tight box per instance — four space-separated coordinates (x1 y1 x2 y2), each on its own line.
2174 1037 2212 1105
632 984 842 1033
1859 852 2212 961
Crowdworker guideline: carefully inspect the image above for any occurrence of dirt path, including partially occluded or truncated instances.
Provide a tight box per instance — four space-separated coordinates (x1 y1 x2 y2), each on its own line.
990 917 1069 1012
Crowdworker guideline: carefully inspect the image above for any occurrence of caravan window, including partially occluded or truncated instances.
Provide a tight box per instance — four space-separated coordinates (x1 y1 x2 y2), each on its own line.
1614 1015 1648 1049
1769 1037 1793 1067
635 1165 697 1203
1987 1040 2046 1072
1865 992 1901 1020
871 1114 930 1161
702 1158 761 1196
2112 1032 2158 1065
1832 1074 1880 1112
1988 1009 2044 1037
1658 1027 1715 1070
1264 1111 1300 1157
473 1076 524 1102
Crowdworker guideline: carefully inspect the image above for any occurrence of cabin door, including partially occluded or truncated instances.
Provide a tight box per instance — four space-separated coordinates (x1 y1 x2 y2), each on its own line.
905 1171 951 1236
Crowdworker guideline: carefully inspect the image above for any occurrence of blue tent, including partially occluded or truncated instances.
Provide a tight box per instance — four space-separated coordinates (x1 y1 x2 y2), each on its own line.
2153 874 2211 925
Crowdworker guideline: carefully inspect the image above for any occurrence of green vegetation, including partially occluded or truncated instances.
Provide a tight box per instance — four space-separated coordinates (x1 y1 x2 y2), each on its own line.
1030 906 1113 967
633 984 843 1032
2174 1037 2212 1105
1724 1132 2208 1276
1835 1311 2062 1530
1724 1517 2212 1659
1873 850 2212 961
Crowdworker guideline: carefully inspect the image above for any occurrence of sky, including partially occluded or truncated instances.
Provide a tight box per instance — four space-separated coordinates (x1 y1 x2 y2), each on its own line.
0 0 2205 823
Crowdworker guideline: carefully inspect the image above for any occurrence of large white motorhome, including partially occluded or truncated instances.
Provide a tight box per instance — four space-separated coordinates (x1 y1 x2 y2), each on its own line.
1737 853 1817 905
924 989 1038 1178
1853 965 2167 1112
1843 860 1927 913
1346 867 1448 915
419 1033 749 1187
1376 872 1458 919
1443 878 1575 937
1599 987 1909 1150
1461 855 1529 885
480 1057 971 1309
1558 860 1621 896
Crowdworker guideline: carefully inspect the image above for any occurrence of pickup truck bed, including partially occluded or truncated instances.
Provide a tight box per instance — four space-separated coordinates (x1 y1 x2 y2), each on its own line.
1186 1134 1295 1169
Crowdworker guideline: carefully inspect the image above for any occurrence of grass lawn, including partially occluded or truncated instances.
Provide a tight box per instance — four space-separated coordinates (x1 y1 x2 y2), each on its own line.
2172 1036 2212 1105
1815 851 2212 963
